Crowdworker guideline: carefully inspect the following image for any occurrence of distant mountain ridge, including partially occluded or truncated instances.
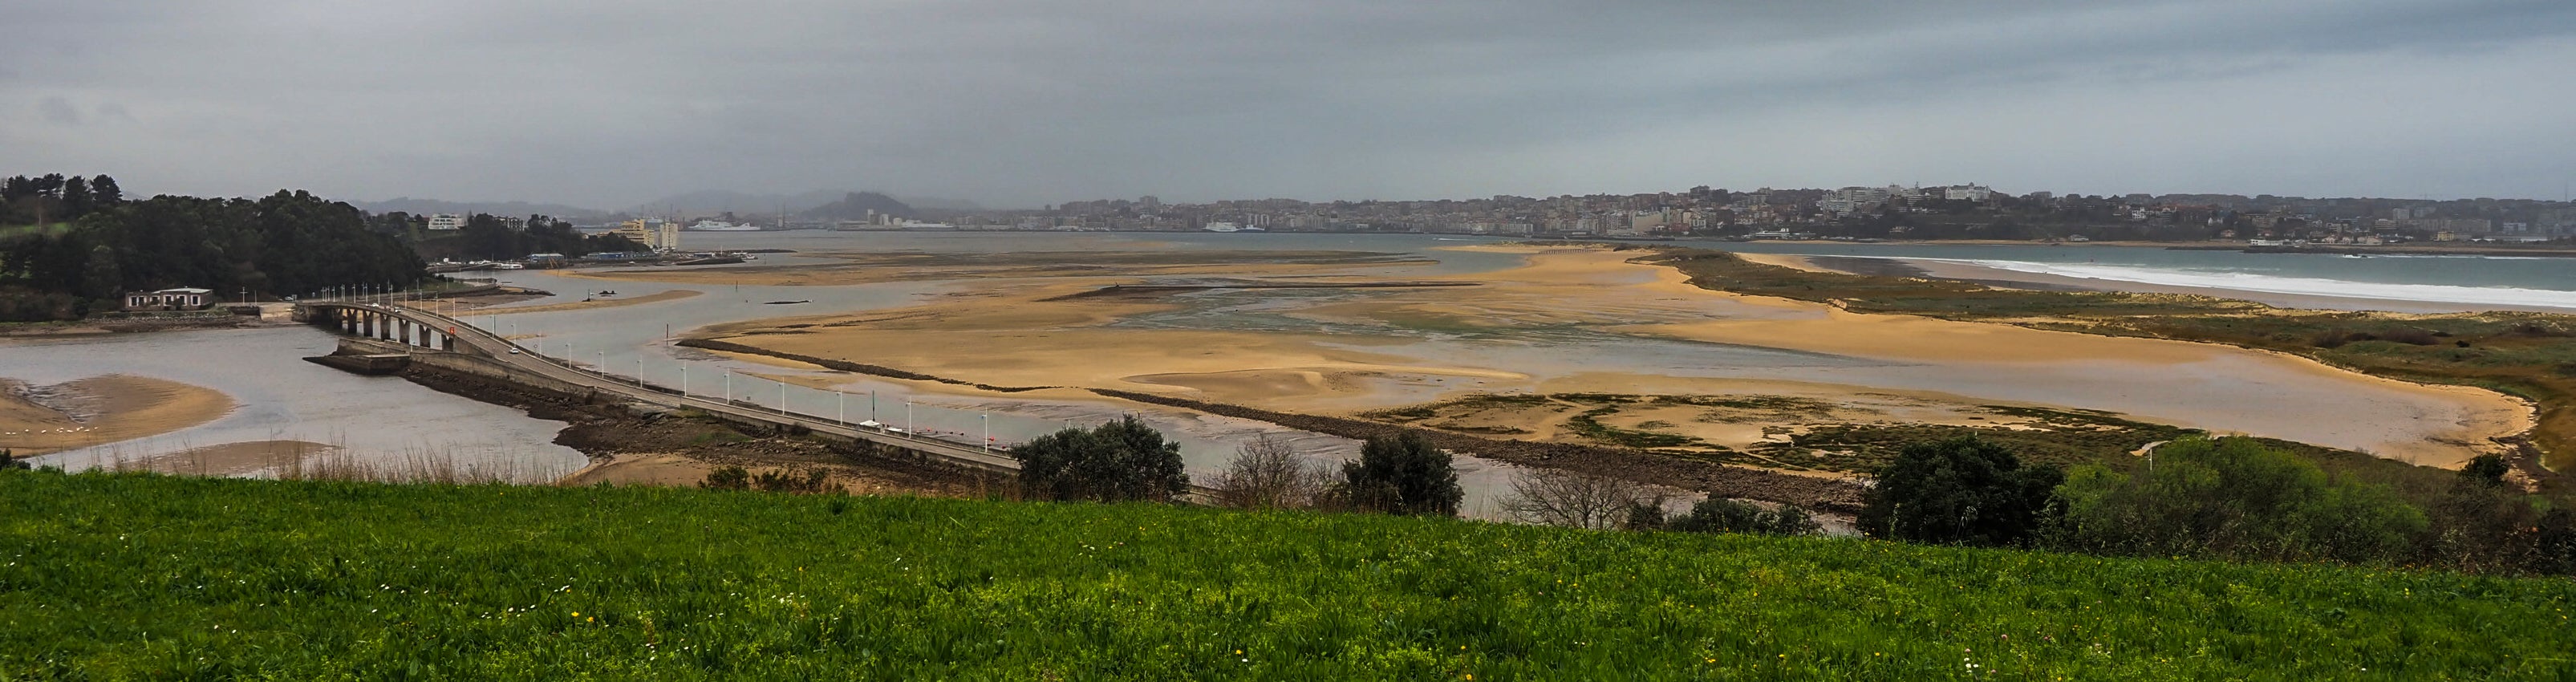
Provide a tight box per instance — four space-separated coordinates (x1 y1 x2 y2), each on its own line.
356 197 608 219
632 189 980 216
632 189 845 216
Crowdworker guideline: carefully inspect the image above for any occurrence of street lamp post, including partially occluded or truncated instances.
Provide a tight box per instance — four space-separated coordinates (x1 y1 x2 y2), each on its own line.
980 413 989 453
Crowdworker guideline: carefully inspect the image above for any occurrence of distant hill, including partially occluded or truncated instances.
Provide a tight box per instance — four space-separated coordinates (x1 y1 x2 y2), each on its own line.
357 197 608 220
894 195 985 212
630 189 843 215
801 192 915 220
633 189 973 216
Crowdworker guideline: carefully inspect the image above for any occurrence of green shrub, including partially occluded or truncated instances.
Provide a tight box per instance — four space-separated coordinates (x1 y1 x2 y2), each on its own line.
1653 497 1823 536
1858 436 2062 546
1341 433 1462 517
1012 415 1189 503
700 465 749 490
2051 437 2428 563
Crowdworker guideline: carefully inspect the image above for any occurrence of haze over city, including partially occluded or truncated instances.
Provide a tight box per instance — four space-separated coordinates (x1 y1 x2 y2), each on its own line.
7 0 2575 208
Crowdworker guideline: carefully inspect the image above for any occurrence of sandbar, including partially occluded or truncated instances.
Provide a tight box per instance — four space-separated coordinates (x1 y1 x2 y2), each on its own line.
1 375 237 457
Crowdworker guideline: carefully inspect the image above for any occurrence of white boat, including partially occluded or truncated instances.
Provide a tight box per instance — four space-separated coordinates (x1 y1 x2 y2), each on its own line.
686 220 761 232
1203 221 1241 233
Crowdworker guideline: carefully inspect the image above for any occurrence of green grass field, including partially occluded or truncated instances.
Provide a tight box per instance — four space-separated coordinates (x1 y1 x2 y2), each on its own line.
6 471 2573 680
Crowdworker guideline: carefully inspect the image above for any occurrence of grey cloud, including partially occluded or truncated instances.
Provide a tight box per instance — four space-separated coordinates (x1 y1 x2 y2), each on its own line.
38 96 79 125
2 0 2571 207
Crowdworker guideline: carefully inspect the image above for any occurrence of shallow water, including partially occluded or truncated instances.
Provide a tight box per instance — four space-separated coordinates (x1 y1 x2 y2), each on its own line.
2 327 586 480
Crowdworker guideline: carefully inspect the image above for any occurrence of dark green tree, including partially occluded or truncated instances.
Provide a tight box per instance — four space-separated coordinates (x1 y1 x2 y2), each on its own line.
79 245 122 299
1012 415 1189 503
59 176 90 218
457 213 522 260
2460 454 2509 486
87 175 120 206
1860 436 2063 546
1341 433 1462 517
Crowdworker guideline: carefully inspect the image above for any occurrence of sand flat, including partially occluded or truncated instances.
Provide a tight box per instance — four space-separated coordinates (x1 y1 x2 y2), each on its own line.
668 243 2532 468
1 375 237 456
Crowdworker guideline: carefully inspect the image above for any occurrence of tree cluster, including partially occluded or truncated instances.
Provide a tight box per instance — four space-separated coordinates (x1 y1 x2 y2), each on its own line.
1863 436 2576 575
445 213 640 261
1 173 122 226
1 185 426 321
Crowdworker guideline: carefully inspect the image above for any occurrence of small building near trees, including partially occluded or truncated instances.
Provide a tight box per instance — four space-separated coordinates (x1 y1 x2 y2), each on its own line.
124 287 214 311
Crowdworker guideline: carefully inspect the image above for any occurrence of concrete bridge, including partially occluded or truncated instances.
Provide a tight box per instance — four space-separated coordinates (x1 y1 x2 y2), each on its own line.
294 301 1033 477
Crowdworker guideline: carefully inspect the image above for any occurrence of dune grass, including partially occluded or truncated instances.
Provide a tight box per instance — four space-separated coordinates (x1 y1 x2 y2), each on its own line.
4 469 2573 680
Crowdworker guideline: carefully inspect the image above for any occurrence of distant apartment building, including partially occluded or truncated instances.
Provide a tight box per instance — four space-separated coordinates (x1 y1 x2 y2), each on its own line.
2403 218 2493 234
426 213 465 230
1629 209 1689 233
1942 185 1994 202
611 218 681 251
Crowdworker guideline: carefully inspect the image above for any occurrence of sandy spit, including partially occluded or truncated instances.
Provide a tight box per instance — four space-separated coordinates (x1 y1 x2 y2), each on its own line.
0 375 238 457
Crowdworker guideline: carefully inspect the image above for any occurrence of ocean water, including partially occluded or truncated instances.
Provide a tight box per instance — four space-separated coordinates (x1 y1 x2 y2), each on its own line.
635 230 2576 310
1702 241 2576 310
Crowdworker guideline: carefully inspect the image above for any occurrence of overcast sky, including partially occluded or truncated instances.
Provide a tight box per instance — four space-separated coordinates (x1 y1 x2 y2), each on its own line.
6 1 2574 209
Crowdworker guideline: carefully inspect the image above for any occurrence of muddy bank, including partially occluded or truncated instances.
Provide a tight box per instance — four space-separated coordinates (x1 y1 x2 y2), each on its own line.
387 361 993 495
